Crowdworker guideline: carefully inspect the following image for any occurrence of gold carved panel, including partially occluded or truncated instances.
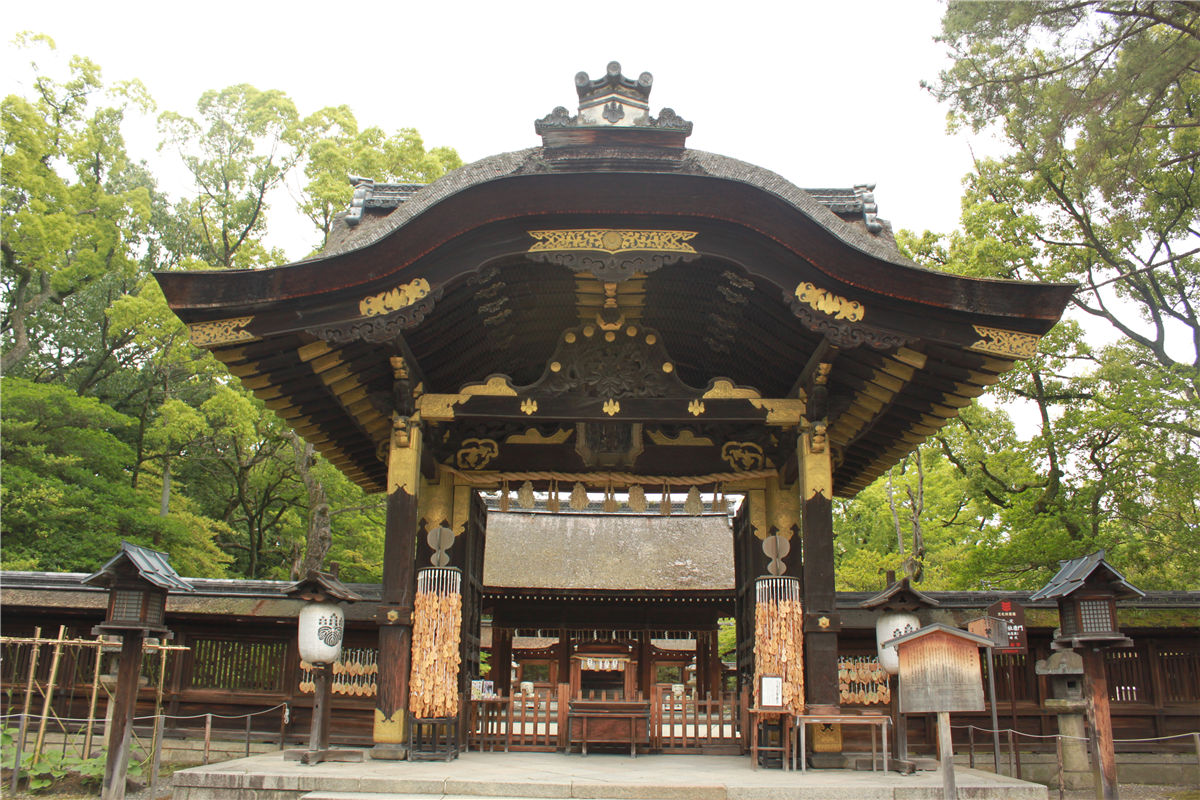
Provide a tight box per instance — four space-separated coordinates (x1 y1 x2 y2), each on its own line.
188 316 257 347
359 278 431 317
456 438 499 470
721 442 765 471
794 282 865 322
969 325 1041 359
528 229 698 255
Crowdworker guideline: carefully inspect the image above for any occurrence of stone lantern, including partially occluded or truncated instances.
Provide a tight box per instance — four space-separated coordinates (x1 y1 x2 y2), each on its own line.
82 542 192 800
283 570 364 765
1030 551 1144 800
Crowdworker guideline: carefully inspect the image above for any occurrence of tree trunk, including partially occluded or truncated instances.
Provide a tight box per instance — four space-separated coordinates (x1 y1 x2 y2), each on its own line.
887 469 905 555
289 431 332 577
159 454 171 520
1 269 55 373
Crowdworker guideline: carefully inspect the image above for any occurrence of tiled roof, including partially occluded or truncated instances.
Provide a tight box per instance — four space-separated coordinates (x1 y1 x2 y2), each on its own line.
82 541 194 592
336 177 885 237
1029 550 1145 602
344 178 426 226
858 575 940 609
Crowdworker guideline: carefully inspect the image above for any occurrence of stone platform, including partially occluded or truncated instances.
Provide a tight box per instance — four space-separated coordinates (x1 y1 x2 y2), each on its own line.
171 750 1048 799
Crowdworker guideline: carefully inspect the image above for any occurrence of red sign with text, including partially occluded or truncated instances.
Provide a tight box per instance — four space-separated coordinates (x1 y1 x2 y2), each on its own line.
986 599 1028 654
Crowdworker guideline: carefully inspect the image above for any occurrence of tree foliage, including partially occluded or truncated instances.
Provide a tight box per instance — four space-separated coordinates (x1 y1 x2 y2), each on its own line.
1 41 452 580
1 34 153 372
829 2 1200 592
931 0 1200 376
298 107 462 248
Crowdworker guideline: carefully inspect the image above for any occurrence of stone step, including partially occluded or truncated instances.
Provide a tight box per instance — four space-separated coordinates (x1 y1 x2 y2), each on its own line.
303 795 631 800
302 789 719 800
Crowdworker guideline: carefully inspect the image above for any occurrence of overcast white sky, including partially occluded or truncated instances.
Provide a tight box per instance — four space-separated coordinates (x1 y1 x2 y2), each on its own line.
3 0 993 260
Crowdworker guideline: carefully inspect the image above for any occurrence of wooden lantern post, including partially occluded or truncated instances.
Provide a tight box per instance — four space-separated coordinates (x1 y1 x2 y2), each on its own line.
282 570 364 765
82 542 193 800
886 623 993 800
1030 551 1144 800
860 570 939 769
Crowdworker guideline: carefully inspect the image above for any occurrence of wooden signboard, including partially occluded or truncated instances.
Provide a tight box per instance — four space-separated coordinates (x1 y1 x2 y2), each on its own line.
986 599 1027 654
889 625 989 715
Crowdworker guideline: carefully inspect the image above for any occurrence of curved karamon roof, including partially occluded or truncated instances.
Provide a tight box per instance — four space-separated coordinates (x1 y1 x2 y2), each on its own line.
155 65 1074 498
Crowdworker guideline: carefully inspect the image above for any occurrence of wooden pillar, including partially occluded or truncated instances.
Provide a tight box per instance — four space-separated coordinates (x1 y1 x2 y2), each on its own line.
800 363 839 713
373 402 422 759
637 631 652 699
310 663 332 752
708 629 724 698
559 628 573 687
493 628 513 696
101 632 144 800
696 633 708 699
937 711 957 800
1081 647 1120 800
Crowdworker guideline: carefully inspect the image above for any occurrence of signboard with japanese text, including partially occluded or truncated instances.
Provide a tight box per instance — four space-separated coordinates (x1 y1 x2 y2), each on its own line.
987 599 1028 653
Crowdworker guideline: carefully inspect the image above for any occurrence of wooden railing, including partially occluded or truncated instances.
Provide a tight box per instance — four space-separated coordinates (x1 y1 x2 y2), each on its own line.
506 685 561 750
465 685 742 753
652 686 742 753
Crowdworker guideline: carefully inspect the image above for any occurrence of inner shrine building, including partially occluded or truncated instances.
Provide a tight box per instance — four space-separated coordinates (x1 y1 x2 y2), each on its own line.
155 62 1073 755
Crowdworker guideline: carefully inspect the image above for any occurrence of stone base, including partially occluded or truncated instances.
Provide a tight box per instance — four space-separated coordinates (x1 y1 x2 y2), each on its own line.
369 743 408 761
172 751 1051 800
807 752 848 769
282 748 365 765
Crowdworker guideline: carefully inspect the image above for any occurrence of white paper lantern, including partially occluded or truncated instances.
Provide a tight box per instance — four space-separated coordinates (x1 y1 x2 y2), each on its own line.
875 611 920 675
298 601 345 665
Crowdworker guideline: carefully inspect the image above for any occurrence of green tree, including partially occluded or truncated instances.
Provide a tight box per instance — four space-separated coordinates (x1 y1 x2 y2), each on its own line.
835 446 990 591
1 34 153 372
0 377 230 576
931 1 1199 383
897 2 1200 589
158 85 303 268
298 108 462 249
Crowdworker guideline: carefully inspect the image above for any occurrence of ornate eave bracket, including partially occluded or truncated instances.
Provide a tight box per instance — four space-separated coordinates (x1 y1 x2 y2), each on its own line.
785 282 911 350
414 322 804 427
306 281 443 344
188 316 259 348
526 322 698 398
969 325 1041 359
526 228 700 281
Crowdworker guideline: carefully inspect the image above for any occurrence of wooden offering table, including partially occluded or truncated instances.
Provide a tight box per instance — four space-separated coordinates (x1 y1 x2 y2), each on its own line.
567 699 651 756
793 713 890 772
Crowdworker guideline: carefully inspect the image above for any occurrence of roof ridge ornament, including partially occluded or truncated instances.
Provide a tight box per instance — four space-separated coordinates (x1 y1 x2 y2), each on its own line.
535 61 693 147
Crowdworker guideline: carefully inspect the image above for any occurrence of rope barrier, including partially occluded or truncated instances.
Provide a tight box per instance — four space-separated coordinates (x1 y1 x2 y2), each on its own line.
0 703 289 725
952 722 1200 744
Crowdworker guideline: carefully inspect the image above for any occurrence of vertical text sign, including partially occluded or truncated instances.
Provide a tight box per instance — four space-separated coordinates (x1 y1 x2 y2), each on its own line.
986 600 1027 654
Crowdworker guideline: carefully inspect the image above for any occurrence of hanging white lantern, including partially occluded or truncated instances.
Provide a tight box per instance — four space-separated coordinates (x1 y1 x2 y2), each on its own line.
875 611 920 675
298 601 345 665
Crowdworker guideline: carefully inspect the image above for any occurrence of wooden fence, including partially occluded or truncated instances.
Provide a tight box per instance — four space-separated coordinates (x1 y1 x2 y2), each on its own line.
464 684 742 754
3 620 1196 754
652 686 741 753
